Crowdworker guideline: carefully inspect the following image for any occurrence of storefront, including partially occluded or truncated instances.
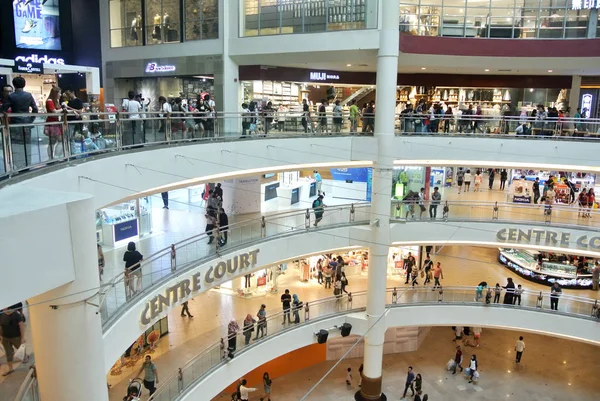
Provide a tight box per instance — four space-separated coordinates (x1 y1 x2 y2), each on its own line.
509 169 597 204
97 197 152 246
498 248 594 289
104 54 223 111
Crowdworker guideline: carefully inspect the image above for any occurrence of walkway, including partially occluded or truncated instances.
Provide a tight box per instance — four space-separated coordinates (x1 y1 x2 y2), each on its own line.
210 326 600 401
105 245 599 401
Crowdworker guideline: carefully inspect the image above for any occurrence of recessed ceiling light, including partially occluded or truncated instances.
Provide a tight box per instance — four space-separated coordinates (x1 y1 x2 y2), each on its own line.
347 64 352 67
485 69 490 72
421 67 426 70
548 69 553 72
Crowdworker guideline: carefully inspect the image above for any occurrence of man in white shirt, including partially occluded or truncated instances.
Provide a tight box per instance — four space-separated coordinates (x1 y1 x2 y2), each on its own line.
238 379 256 401
122 91 141 144
515 336 525 363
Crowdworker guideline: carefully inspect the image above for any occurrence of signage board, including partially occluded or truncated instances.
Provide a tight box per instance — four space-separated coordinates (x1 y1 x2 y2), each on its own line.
13 61 43 74
496 228 600 251
13 0 61 51
145 62 176 73
114 219 139 242
330 168 371 183
15 54 65 65
571 0 600 10
140 249 260 324
581 94 593 118
309 71 340 81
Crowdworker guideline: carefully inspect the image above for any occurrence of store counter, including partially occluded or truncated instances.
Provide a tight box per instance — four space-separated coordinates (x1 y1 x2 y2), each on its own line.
276 179 316 207
102 218 139 247
498 248 592 289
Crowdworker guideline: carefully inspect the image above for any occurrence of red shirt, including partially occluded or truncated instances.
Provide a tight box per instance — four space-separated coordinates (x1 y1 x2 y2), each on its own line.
46 99 59 122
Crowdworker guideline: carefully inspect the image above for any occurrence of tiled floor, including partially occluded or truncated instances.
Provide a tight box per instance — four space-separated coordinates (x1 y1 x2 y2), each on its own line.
210 326 600 401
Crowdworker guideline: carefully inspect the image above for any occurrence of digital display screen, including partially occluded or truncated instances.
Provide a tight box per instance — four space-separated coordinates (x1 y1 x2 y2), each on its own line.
13 0 61 51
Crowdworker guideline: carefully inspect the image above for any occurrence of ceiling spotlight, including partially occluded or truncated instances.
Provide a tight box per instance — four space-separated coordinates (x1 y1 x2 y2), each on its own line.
547 69 553 73
346 64 352 67
485 69 490 72
421 67 426 70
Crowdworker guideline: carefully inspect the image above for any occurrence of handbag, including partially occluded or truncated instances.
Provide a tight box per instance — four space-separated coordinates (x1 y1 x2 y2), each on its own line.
420 270 424 278
14 344 26 361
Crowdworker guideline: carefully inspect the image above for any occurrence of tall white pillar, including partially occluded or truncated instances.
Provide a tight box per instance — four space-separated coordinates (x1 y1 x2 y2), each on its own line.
28 198 108 401
358 1 399 400
569 75 582 112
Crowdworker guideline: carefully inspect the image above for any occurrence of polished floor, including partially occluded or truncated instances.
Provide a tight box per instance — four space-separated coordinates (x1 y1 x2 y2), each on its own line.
210 326 600 401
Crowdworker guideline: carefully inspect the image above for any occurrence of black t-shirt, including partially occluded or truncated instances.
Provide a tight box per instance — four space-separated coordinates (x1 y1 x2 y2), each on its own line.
281 293 291 309
67 98 84 121
0 312 24 338
123 250 143 271
423 259 433 272
303 103 309 117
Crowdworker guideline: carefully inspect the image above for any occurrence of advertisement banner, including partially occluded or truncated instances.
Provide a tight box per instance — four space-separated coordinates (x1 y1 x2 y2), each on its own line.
329 168 371 182
13 0 61 51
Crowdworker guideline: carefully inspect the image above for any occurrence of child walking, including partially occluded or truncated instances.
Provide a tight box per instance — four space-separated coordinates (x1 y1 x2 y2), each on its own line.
493 283 502 303
346 367 353 387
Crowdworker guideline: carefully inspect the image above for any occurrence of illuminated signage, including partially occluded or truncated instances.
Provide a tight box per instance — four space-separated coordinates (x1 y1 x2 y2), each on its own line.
496 228 600 251
140 249 260 325
145 62 176 73
571 0 600 9
581 94 593 118
15 54 65 65
13 0 62 51
13 61 43 74
309 71 340 81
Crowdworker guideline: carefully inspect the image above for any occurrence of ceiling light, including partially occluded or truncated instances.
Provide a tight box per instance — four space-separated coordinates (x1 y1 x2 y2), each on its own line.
421 67 426 70
529 88 534 92
347 64 352 67
485 69 490 72
548 69 553 73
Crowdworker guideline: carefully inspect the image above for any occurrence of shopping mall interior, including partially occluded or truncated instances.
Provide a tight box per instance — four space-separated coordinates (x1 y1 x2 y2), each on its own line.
2 1 600 401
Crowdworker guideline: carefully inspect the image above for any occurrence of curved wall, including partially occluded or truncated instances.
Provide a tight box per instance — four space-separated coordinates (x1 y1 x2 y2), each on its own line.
180 305 600 401
102 221 600 372
8 136 600 210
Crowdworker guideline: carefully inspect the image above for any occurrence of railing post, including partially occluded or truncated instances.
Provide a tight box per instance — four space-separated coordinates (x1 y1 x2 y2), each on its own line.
305 208 311 228
166 112 172 142
261 216 266 238
170 244 176 272
62 109 71 158
1 113 12 173
492 202 499 220
347 292 353 309
304 302 310 321
536 291 543 308
437 287 444 302
443 201 449 221
544 206 552 224
350 203 355 222
392 287 398 304
591 300 599 318
115 112 123 150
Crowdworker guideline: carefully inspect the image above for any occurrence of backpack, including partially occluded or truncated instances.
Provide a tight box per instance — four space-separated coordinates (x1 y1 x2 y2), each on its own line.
312 199 321 209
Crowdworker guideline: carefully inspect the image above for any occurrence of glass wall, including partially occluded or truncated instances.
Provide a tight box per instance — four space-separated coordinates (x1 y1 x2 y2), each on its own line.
241 0 378 37
399 0 593 39
109 0 219 47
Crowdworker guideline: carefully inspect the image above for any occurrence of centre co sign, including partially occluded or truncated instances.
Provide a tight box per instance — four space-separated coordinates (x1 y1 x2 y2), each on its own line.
140 249 260 325
496 228 600 251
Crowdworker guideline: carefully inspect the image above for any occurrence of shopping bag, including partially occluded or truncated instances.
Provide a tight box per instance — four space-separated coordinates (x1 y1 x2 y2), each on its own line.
446 359 456 371
14 344 26 361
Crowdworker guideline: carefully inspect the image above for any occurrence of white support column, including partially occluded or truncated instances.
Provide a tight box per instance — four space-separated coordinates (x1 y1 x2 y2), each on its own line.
569 75 582 111
358 1 399 400
28 198 108 401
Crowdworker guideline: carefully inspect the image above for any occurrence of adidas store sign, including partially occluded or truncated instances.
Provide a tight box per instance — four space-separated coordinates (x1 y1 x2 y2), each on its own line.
15 54 65 65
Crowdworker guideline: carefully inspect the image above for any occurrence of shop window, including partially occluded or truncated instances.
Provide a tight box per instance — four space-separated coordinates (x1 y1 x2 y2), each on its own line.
440 6 465 37
184 0 219 41
487 7 518 39
400 0 420 34
109 0 143 48
418 4 441 36
564 9 589 38
146 0 181 44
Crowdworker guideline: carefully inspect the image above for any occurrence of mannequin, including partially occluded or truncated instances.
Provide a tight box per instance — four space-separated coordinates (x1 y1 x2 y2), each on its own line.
130 15 140 42
152 14 161 40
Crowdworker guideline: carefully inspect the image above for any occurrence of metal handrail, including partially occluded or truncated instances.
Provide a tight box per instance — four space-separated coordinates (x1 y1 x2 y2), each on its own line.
147 285 600 401
12 366 38 401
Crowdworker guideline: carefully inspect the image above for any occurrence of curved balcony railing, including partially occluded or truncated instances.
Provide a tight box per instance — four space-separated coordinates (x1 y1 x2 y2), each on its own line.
100 199 600 327
2 111 600 180
146 286 600 401
12 366 39 401
99 203 371 327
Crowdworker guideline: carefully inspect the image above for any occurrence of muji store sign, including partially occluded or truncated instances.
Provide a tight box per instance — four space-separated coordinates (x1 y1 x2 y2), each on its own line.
571 0 600 9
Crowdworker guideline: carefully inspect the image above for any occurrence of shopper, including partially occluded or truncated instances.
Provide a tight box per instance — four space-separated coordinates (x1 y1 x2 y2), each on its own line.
452 345 463 374
301 98 311 133
0 76 38 169
346 367 353 386
254 304 267 339
402 366 416 398
500 169 508 190
316 258 324 284
578 188 589 217
429 186 441 219
467 355 478 383
332 100 343 133
488 169 495 190
513 284 523 305
312 194 325 226
515 336 526 363
262 101 274 135
239 379 257 401
122 90 142 144
97 243 105 280
404 253 413 284
475 281 487 302
241 102 251 137
587 189 595 218
456 168 464 194
0 307 28 376
340 272 349 294
444 106 453 133
313 170 323 195
263 372 272 401
44 85 64 159
550 282 562 310
243 314 255 345
533 177 541 204
474 171 482 192
317 99 328 134
158 96 171 134
292 294 302 323
281 289 292 324
135 355 158 396
432 262 443 289
205 210 217 244
493 283 502 303
180 301 193 318
161 191 169 209
219 208 229 245
423 256 433 285
463 169 472 192
334 278 343 298
472 326 482 347
227 319 239 352
544 185 555 216
349 99 360 134
502 277 515 304
123 241 143 297
418 187 426 218
364 100 375 133
323 264 332 289
593 262 600 291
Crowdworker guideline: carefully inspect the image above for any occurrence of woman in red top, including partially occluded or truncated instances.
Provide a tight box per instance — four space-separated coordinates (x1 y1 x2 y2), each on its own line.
587 189 595 219
45 86 63 159
578 189 588 218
